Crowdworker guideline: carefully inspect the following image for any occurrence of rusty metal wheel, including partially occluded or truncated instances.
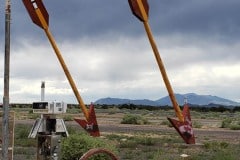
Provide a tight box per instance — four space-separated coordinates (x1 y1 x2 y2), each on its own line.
79 148 119 160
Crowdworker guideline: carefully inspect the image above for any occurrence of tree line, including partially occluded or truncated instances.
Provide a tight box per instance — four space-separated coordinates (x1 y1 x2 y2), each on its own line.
3 103 240 113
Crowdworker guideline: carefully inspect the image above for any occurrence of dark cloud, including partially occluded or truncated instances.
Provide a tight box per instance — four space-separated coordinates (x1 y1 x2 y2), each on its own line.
7 0 240 43
151 1 240 42
13 0 135 40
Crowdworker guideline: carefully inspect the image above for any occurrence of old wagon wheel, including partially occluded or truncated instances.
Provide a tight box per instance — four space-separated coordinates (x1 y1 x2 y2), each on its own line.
79 148 119 160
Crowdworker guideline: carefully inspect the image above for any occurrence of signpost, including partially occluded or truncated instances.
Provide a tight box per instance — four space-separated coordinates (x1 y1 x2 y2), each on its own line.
128 0 195 144
22 0 99 137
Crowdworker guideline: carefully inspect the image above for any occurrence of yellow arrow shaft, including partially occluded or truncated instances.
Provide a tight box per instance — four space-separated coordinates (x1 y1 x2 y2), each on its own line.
136 0 148 22
136 0 184 122
35 8 90 120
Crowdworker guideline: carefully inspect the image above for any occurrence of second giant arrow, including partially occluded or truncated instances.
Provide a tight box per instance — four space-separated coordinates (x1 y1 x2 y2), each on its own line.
128 0 195 144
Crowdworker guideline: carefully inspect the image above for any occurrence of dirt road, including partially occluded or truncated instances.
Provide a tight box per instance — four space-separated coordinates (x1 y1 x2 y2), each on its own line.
17 119 240 144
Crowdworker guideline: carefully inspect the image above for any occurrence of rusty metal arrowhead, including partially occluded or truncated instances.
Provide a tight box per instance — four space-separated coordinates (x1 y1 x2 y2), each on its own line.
167 104 195 144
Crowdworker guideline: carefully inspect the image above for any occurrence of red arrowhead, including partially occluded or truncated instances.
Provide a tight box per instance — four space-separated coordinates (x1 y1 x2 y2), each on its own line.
167 104 195 144
74 104 100 137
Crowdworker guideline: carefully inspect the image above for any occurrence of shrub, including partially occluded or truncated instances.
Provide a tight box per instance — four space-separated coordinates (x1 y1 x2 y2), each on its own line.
230 124 240 130
221 118 240 130
221 118 232 128
66 126 79 135
121 114 149 125
204 141 229 150
61 133 118 160
136 136 156 146
193 121 203 128
192 141 240 160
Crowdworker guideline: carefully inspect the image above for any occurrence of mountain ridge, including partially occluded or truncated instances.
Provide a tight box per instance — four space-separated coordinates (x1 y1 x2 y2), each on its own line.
94 93 240 107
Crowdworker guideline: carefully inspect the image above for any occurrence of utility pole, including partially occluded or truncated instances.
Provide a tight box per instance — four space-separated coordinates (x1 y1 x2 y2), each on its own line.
2 0 11 159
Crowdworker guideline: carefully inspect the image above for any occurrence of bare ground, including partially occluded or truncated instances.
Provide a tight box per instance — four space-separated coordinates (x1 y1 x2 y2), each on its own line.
12 111 240 160
16 112 240 144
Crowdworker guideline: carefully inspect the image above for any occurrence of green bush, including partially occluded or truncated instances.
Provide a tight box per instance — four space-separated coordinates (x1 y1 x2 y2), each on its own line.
230 124 240 130
135 136 156 146
221 118 240 130
121 114 149 125
221 118 232 128
61 133 118 160
193 121 203 128
192 141 239 160
66 126 79 135
204 141 229 150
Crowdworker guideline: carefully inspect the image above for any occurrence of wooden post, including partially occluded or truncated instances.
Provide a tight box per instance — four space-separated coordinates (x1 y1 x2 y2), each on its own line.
2 0 11 159
0 112 15 160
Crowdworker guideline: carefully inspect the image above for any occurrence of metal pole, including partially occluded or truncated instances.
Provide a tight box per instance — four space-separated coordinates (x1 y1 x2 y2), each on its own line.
2 0 11 159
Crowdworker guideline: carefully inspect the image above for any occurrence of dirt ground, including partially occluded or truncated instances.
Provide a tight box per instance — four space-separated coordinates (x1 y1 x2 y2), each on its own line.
17 112 240 144
14 110 240 160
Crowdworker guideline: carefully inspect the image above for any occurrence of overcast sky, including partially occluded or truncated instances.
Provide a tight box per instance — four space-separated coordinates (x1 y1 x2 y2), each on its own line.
1 0 240 104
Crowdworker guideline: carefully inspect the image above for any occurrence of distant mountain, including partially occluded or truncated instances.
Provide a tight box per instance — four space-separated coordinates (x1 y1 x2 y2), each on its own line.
156 93 239 106
94 93 240 107
94 97 158 106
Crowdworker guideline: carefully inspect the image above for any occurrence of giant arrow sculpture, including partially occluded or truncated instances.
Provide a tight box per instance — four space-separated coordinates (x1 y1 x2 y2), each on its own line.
128 0 195 144
22 0 99 136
